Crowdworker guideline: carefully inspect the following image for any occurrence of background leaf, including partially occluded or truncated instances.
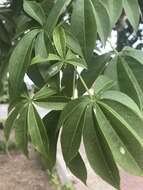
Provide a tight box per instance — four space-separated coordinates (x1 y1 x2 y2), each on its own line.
23 0 46 26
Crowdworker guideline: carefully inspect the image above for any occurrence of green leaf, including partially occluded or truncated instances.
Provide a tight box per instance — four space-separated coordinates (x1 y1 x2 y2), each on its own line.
117 56 143 111
23 0 46 26
62 65 75 97
14 104 29 157
94 75 115 96
31 54 61 65
97 101 143 176
100 91 143 144
83 105 120 189
126 57 143 93
122 47 143 65
91 0 111 44
41 0 54 16
28 104 49 158
0 22 10 44
104 56 119 90
43 111 61 170
78 53 111 95
9 29 39 99
45 62 63 80
61 101 87 162
58 96 90 129
34 96 69 110
123 0 140 30
65 30 84 58
100 90 141 115
4 101 27 141
68 153 87 184
100 0 123 27
35 31 48 57
65 49 87 68
53 27 66 58
71 0 97 60
27 64 45 88
46 0 71 34
33 85 57 100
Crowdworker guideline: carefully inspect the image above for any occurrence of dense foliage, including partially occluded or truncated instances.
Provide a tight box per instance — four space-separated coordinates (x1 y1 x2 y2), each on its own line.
1 0 143 189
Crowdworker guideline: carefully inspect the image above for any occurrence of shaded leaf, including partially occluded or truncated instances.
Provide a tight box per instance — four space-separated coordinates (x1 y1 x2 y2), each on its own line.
23 0 46 26
4 100 27 141
68 153 87 184
28 104 49 158
62 65 75 97
15 104 29 157
78 53 111 95
43 111 61 170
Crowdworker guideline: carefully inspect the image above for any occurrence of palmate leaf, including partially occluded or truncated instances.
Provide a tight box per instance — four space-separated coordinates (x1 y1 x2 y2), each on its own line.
5 0 143 189
59 85 143 188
